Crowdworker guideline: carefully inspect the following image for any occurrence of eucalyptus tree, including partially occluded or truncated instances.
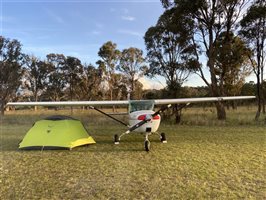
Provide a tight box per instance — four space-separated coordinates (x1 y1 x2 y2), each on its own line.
134 80 144 100
112 73 128 100
144 8 198 99
45 53 67 101
240 0 266 120
117 47 146 99
145 7 199 123
23 55 52 110
241 81 256 96
161 0 249 120
97 41 121 101
63 56 83 101
0 36 25 115
75 64 104 101
214 32 252 99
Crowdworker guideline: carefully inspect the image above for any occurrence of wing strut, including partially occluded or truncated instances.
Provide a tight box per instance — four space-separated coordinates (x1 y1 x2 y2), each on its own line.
89 106 128 127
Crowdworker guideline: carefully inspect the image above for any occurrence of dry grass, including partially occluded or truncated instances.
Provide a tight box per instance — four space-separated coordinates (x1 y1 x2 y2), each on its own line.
0 106 265 199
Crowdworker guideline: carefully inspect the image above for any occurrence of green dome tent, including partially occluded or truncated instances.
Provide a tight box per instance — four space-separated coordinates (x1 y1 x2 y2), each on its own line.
19 115 96 150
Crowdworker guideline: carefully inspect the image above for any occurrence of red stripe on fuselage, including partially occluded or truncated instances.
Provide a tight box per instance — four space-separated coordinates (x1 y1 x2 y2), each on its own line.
137 114 160 120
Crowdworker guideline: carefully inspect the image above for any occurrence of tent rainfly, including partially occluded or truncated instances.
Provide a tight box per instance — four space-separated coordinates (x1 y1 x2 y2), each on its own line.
19 115 96 150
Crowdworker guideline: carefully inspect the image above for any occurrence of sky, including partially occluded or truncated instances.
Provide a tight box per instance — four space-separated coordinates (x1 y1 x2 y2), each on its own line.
0 0 257 89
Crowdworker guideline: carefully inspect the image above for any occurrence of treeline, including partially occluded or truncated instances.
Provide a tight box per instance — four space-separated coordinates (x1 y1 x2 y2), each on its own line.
0 39 146 115
0 36 263 115
144 82 263 100
1 0 265 121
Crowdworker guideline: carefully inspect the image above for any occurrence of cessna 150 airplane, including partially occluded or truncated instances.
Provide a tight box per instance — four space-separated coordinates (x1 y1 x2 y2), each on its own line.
7 96 255 151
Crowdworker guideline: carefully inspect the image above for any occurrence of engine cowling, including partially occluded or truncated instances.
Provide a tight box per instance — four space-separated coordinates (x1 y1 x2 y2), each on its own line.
129 110 161 133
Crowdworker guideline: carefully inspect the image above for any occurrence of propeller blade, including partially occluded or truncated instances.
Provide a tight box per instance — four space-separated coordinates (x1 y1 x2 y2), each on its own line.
151 104 171 117
127 104 171 133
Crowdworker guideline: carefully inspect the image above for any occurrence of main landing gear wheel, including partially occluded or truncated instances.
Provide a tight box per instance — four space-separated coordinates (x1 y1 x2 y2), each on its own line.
144 140 150 152
114 134 119 144
160 132 167 143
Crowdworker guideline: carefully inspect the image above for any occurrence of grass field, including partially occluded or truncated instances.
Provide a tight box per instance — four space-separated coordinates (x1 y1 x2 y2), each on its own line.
0 107 265 199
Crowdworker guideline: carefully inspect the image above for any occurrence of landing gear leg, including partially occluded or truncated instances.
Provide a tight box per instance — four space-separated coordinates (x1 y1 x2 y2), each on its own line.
144 133 151 152
114 130 130 144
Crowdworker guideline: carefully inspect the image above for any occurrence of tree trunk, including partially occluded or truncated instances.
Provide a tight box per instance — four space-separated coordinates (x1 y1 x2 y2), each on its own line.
110 83 115 113
34 92 38 111
232 101 237 110
255 107 261 121
226 103 230 110
261 83 265 114
215 101 226 120
255 74 261 121
262 96 265 114
205 25 227 120
0 101 5 116
173 104 182 124
208 56 227 120
255 95 261 121
263 99 265 114
175 111 181 124
131 78 135 100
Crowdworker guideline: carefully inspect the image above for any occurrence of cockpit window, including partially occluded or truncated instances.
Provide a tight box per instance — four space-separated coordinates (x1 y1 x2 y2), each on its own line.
129 100 155 113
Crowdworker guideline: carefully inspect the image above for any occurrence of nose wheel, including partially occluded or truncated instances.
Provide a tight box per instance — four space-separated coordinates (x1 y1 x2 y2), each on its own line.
144 140 150 151
114 132 167 151
144 132 152 151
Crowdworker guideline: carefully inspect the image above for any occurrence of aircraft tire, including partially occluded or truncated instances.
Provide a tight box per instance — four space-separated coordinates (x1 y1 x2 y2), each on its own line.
114 134 119 144
160 132 166 142
144 140 150 151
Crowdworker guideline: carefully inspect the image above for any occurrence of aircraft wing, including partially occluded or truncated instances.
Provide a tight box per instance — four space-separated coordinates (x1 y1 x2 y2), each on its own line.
6 100 129 107
7 96 255 107
153 96 256 105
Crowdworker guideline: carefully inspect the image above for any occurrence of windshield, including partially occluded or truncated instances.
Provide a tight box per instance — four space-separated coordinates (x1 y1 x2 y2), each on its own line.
129 100 155 113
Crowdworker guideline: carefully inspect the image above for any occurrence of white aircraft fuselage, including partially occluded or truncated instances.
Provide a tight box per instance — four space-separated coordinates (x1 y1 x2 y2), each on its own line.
129 110 161 133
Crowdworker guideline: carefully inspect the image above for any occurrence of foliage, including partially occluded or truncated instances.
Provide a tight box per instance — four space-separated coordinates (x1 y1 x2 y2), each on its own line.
63 56 83 101
133 80 144 100
143 89 164 100
181 86 210 98
160 0 250 120
0 36 25 115
213 32 252 96
117 47 146 99
75 64 104 101
144 8 198 99
44 54 67 101
97 41 121 101
0 38 146 107
22 55 52 104
241 81 256 96
240 0 266 120
112 73 128 100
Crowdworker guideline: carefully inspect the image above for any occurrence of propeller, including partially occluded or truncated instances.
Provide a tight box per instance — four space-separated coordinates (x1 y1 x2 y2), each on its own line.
126 104 172 134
